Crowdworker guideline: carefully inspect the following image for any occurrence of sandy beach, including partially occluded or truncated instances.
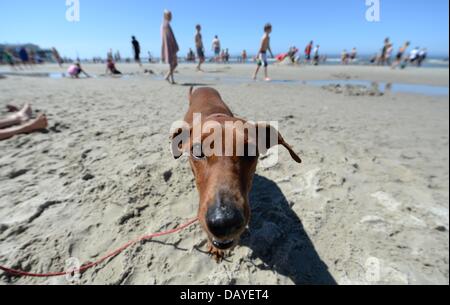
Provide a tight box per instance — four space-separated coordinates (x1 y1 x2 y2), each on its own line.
0 63 448 285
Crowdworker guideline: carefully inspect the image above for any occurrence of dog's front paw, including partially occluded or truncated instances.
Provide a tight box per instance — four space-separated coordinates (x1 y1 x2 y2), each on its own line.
207 242 226 263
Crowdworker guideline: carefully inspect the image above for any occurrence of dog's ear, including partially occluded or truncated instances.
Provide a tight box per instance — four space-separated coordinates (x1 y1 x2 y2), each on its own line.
256 123 302 163
189 86 194 105
170 124 191 159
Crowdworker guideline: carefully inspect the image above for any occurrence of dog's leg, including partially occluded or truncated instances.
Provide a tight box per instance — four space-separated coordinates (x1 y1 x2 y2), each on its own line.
207 241 226 263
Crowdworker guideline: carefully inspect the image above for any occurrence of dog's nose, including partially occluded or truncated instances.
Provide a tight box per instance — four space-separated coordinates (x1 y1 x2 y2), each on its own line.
206 202 245 238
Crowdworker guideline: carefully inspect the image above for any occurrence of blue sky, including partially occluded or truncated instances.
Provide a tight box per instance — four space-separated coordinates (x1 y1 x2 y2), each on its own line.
0 0 448 58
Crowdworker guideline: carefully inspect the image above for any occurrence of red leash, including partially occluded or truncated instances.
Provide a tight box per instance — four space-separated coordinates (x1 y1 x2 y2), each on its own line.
0 217 198 278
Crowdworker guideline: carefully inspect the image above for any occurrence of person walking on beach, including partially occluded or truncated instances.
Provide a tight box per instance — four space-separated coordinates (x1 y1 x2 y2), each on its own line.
378 37 390 65
3 48 16 70
187 48 195 62
195 24 205 71
224 48 230 63
341 49 349 65
19 47 30 68
161 10 179 84
131 36 142 66
212 35 221 63
305 41 314 63
148 51 153 63
418 48 427 67
409 47 420 66
313 45 320 66
385 43 394 65
114 51 121 63
392 41 410 69
52 47 63 67
242 50 247 63
350 47 357 62
107 49 113 61
253 23 274 81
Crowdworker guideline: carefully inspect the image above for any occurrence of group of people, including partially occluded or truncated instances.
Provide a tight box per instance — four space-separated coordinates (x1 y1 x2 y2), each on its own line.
160 11 235 81
1 47 50 69
304 41 322 65
374 38 428 68
0 12 435 142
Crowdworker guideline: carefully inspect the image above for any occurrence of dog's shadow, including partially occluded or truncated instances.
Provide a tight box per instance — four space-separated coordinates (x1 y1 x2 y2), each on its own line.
240 175 337 285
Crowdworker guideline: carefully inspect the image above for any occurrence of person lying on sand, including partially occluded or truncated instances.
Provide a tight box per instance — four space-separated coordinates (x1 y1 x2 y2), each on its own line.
67 63 90 78
0 104 48 141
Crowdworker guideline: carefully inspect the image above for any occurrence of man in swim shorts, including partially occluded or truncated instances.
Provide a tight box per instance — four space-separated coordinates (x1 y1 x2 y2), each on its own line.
195 25 205 71
212 35 221 63
253 23 274 81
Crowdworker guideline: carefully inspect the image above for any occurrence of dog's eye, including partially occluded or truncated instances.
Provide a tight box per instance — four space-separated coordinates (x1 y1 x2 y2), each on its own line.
191 143 206 160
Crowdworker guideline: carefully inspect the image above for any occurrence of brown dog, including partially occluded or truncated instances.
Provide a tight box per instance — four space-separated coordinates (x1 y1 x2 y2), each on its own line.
171 87 302 260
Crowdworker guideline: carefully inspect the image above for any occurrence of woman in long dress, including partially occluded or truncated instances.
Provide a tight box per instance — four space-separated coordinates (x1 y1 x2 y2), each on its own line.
161 10 179 84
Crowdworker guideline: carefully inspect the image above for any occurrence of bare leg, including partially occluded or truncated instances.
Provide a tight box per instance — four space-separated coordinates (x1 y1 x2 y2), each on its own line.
264 67 270 81
0 114 48 141
164 70 171 83
165 63 177 84
253 66 261 80
0 104 32 129
197 58 204 71
170 65 177 84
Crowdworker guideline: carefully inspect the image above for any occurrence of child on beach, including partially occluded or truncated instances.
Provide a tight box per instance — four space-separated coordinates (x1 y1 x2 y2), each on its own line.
253 23 274 81
195 25 205 71
106 58 122 75
67 63 90 78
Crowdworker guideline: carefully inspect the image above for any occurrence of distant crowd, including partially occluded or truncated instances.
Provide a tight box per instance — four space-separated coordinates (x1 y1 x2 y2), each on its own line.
0 11 431 83
369 38 428 68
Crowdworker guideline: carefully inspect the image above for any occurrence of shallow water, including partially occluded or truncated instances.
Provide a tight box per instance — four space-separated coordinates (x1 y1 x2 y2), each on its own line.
1 70 448 97
0 71 92 79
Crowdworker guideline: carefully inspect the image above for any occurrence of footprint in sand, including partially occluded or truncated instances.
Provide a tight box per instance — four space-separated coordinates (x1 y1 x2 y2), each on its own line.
371 191 402 212
303 168 322 198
